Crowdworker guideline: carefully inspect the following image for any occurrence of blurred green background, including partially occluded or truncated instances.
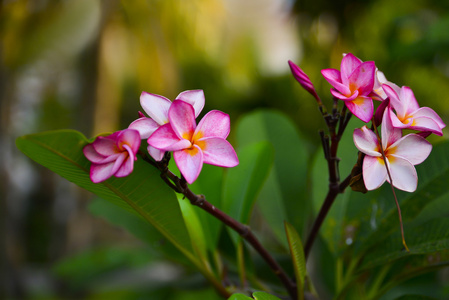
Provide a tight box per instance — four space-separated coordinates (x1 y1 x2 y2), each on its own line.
1 0 449 299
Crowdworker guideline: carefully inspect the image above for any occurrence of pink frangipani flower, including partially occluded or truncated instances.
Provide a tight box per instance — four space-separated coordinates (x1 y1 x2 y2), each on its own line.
148 100 239 184
321 53 377 122
83 129 141 183
383 84 446 136
288 60 321 103
129 90 205 161
353 110 432 192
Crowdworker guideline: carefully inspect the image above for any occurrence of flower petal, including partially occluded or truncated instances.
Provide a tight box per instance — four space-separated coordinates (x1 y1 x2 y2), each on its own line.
408 116 443 136
83 143 107 163
413 107 446 130
344 96 373 123
174 145 204 184
118 129 141 153
90 161 115 183
140 91 172 125
381 109 402 149
353 126 382 157
147 123 191 151
176 90 205 118
92 137 119 156
84 144 121 164
148 146 165 161
321 68 351 96
197 137 239 167
363 155 387 191
347 61 376 96
194 110 230 139
389 133 432 165
331 88 358 101
388 155 418 192
168 100 196 140
399 86 420 115
129 117 159 139
340 53 362 85
115 145 135 177
382 84 404 118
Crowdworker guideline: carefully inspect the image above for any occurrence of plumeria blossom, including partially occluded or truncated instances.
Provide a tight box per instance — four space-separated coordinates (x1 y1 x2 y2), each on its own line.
288 60 321 103
83 129 141 183
373 69 400 100
321 53 377 122
383 84 446 136
148 100 239 184
129 90 205 161
353 110 432 192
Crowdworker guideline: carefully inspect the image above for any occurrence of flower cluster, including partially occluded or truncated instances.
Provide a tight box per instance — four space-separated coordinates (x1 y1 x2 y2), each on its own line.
289 53 445 192
84 90 239 184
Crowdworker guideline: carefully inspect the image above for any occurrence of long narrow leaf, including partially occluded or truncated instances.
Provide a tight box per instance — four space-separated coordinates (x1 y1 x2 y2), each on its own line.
285 221 306 300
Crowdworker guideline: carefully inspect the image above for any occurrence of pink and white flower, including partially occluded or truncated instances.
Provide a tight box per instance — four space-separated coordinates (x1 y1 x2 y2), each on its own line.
353 110 432 192
148 100 239 184
383 84 446 136
321 53 377 122
83 129 141 183
129 90 205 161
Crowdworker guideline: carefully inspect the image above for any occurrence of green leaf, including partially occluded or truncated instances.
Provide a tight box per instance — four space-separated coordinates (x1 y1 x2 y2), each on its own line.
177 194 209 262
227 294 253 300
222 141 274 243
53 246 153 290
361 217 449 270
284 221 306 300
236 109 310 245
16 130 195 262
189 164 225 251
252 291 283 300
88 197 187 263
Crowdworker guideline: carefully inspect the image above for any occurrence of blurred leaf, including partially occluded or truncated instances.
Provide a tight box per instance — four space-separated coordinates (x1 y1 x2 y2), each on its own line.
6 0 101 67
222 141 274 244
394 296 439 300
16 130 196 263
361 217 449 270
53 246 152 290
236 109 310 245
284 221 306 300
88 197 184 261
253 291 283 300
227 294 253 300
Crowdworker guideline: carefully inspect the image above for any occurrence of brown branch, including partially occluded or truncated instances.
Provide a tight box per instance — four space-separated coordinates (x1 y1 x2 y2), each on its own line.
140 152 298 299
